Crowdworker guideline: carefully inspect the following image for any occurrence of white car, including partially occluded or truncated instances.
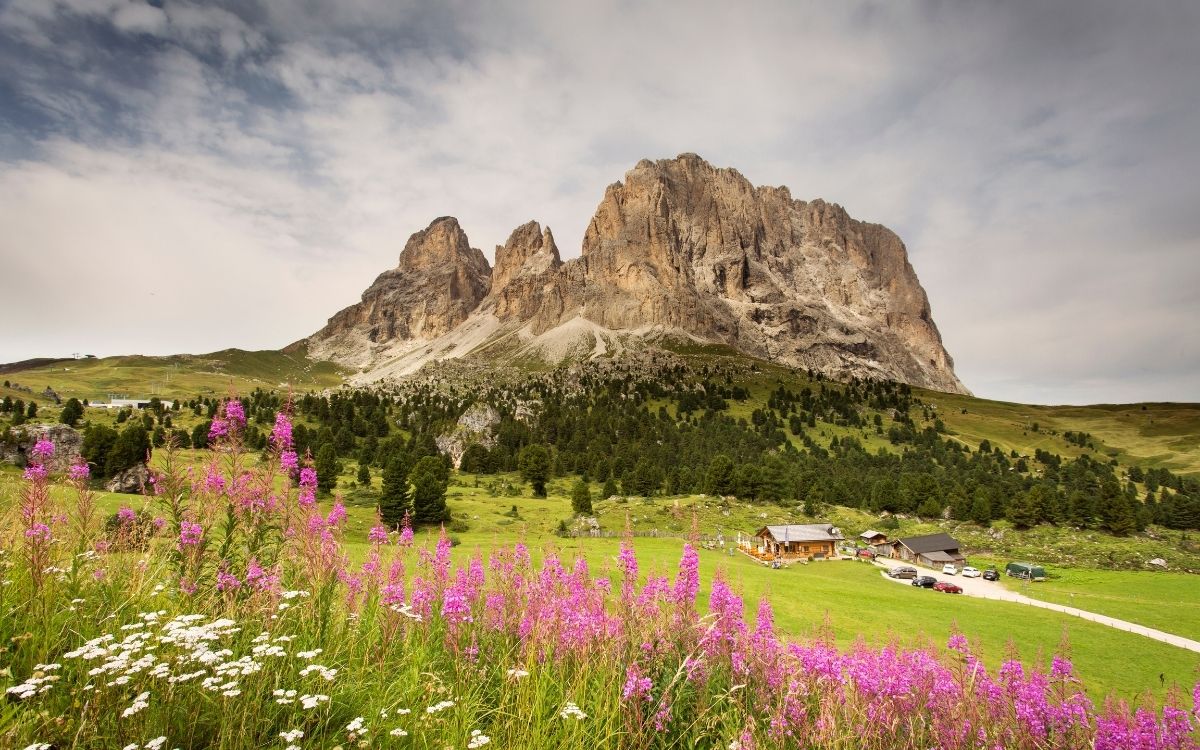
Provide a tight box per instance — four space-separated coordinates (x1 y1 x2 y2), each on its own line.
961 566 981 578
941 563 959 575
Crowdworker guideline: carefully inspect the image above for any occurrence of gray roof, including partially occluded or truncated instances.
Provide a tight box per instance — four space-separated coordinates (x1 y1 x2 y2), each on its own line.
921 550 963 563
757 524 844 543
860 530 886 539
895 533 961 555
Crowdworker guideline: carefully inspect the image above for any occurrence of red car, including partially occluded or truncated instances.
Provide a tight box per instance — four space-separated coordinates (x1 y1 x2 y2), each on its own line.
933 581 962 594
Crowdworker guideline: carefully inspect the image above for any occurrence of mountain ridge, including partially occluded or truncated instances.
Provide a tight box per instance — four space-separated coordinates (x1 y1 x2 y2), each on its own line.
302 154 968 394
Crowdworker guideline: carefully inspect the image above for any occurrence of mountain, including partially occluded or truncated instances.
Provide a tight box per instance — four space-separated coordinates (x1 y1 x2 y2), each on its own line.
301 154 967 394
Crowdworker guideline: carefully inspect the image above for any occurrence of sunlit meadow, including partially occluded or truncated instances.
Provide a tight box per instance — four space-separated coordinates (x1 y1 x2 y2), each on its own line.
3 401 1198 749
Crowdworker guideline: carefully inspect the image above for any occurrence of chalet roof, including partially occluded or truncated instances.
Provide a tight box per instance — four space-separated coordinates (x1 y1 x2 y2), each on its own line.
921 550 964 563
756 524 844 543
859 530 887 539
894 533 961 554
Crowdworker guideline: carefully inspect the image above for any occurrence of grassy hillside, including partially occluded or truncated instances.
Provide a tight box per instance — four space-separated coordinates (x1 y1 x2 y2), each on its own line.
4 343 1198 476
1 346 344 403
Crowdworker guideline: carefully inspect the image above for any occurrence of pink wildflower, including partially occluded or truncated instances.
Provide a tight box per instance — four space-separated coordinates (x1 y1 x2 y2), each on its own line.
31 438 55 460
368 525 389 544
117 506 137 524
622 663 653 702
271 410 294 450
68 461 90 481
25 522 52 542
326 502 347 527
216 570 241 592
23 463 48 481
280 450 299 473
179 521 203 547
225 400 246 428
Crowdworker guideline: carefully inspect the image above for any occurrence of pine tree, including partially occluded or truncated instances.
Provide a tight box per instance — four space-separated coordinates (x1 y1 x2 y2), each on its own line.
59 398 83 427
1006 486 1043 529
518 444 550 497
379 457 411 528
571 478 593 515
602 475 618 498
314 444 340 495
704 455 735 496
410 455 449 525
356 462 371 486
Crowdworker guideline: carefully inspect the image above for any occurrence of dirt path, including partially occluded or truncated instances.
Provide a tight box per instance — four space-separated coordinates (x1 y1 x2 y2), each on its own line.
874 558 1200 653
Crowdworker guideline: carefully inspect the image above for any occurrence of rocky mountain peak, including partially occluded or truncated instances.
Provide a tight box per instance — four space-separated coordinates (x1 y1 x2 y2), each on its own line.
491 220 562 293
302 155 968 394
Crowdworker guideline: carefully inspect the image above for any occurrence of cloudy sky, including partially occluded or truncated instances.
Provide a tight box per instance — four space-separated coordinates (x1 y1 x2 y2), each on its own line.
1 1 1197 405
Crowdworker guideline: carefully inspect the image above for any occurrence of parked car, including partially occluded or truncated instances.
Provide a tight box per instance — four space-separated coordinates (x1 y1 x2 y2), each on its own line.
961 566 981 578
888 566 918 579
982 568 1000 581
857 548 876 559
941 563 958 575
933 581 963 594
911 576 937 588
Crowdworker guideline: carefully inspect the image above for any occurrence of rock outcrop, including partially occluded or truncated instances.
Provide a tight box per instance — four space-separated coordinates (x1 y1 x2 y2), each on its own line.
0 423 83 472
434 403 501 468
302 155 967 394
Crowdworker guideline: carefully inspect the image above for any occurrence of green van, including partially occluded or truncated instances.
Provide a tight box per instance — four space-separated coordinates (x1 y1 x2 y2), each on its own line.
1005 562 1046 581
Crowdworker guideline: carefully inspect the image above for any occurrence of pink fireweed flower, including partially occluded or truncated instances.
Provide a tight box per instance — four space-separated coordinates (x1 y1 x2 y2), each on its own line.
622 664 653 703
216 570 241 592
225 400 246 428
673 543 700 608
23 463 48 481
117 506 137 525
618 541 639 602
398 520 414 546
368 525 389 544
271 411 294 450
68 461 90 481
179 521 204 547
208 418 229 441
203 465 226 493
280 450 299 473
300 467 318 489
31 438 55 460
25 522 52 542
326 502 347 527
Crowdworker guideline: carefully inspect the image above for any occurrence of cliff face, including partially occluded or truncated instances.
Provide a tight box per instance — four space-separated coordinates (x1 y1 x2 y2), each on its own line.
303 155 967 394
308 216 491 362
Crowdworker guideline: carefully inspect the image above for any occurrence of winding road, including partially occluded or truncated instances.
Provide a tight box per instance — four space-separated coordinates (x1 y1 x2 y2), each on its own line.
874 557 1200 654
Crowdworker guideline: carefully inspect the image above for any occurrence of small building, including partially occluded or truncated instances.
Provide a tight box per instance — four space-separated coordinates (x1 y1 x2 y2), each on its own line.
753 524 844 560
889 533 965 568
859 529 889 549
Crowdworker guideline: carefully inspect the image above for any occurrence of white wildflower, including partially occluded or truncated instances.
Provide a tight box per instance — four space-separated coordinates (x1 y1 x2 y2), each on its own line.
426 699 455 714
296 648 323 659
560 701 587 720
468 729 491 748
389 728 409 737
346 716 367 735
280 729 304 742
145 737 167 750
506 668 530 679
122 691 150 718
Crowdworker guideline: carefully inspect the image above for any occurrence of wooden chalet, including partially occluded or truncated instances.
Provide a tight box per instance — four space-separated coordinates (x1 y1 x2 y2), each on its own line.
859 529 889 549
752 524 844 560
888 533 965 568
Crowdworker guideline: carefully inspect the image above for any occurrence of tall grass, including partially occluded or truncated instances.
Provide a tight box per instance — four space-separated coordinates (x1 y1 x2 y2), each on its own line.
2 403 1198 749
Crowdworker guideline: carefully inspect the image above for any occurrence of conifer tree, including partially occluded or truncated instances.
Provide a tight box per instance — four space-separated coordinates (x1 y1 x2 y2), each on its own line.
410 455 449 525
379 457 411 528
571 478 593 515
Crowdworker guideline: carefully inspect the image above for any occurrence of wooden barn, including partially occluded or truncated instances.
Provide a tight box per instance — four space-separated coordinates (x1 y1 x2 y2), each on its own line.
753 524 844 560
888 533 966 568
